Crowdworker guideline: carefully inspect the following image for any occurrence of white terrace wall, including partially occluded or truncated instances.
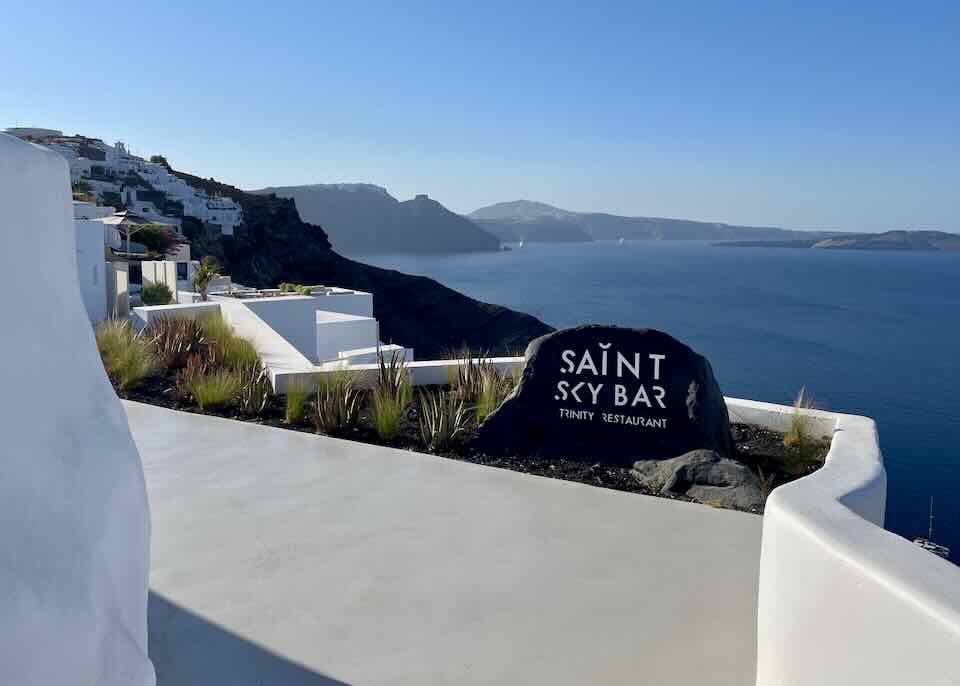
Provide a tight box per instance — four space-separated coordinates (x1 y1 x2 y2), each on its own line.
132 301 221 331
222 295 326 361
732 398 960 686
217 299 317 382
315 311 378 362
271 357 525 394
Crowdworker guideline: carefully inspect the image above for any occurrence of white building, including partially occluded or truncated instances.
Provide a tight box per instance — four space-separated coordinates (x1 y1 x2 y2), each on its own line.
7 128 243 236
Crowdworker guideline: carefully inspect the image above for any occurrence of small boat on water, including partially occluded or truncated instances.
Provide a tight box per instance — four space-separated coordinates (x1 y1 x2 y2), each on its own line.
618 237 625 245
914 497 951 560
518 240 524 248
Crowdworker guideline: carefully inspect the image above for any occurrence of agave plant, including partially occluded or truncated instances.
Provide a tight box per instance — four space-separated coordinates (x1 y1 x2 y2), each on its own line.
314 370 363 435
369 349 413 441
419 390 469 452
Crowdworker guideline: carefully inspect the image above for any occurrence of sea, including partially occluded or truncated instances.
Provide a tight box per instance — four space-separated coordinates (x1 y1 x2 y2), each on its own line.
361 241 960 558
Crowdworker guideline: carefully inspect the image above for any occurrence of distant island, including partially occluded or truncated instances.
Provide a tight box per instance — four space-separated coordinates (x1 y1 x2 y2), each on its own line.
468 199 841 243
253 184 500 256
716 230 960 252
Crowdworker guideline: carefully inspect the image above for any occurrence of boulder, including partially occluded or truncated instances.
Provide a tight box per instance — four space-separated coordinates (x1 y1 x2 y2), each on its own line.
473 325 734 465
631 450 765 511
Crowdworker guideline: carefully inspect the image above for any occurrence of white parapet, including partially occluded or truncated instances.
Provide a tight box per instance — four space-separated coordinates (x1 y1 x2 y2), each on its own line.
0 133 154 684
731 398 960 686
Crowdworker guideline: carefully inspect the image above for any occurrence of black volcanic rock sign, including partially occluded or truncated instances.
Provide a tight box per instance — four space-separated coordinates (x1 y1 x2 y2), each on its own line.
473 326 733 465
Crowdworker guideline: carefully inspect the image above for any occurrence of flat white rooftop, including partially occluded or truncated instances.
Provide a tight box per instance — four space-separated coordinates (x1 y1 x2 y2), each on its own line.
128 401 761 685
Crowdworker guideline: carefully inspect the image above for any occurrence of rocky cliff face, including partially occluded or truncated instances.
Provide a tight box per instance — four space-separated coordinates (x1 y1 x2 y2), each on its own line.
174 171 551 357
254 184 501 255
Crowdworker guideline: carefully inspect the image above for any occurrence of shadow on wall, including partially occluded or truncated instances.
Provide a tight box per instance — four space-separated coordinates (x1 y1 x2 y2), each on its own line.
148 592 351 686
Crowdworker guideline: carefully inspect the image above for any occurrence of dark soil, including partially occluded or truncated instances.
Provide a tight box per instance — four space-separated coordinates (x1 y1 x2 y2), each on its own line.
120 369 828 514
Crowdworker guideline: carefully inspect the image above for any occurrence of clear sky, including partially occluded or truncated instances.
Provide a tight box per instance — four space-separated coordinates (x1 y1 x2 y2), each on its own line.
2 1 958 231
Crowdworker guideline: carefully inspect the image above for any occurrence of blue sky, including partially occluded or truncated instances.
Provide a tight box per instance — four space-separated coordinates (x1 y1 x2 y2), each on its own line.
2 1 958 231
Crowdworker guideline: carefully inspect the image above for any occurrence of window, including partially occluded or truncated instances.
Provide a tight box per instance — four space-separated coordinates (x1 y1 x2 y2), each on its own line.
129 264 142 285
176 262 188 281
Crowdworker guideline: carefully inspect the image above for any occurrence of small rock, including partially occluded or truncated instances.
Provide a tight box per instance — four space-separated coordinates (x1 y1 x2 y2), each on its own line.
631 449 764 511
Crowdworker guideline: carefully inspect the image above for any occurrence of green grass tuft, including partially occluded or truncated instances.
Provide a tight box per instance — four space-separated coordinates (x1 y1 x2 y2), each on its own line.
95 319 157 390
285 379 311 424
188 369 241 410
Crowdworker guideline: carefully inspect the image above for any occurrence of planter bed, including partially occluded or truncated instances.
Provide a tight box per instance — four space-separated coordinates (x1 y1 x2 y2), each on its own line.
119 366 828 514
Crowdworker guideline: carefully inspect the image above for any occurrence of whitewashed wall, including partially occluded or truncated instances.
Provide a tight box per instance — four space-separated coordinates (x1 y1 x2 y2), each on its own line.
736 398 960 686
0 133 154 685
73 219 107 322
315 311 378 362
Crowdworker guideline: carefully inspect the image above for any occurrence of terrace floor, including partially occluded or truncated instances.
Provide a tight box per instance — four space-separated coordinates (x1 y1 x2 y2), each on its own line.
127 401 762 686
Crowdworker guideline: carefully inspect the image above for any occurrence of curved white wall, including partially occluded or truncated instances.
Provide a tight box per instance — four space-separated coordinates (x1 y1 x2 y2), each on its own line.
0 134 154 685
732 398 960 686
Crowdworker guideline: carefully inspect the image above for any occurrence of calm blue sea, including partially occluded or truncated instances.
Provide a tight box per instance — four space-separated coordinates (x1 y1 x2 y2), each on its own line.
361 241 960 557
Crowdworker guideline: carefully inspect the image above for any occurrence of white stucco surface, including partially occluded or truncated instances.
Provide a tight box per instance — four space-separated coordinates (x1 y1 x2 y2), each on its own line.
74 218 107 321
742 397 960 686
0 133 154 684
128 401 762 686
315 310 378 362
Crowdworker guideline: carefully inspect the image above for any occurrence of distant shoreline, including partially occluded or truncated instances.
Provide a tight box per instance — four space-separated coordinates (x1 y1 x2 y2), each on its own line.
715 231 960 252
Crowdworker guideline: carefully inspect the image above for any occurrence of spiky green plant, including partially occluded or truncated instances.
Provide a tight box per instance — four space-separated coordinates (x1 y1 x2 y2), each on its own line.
475 365 514 423
236 362 270 415
284 379 311 424
368 350 413 441
314 370 363 435
221 336 260 371
95 319 157 390
419 390 469 452
782 387 829 474
192 256 221 301
197 312 234 349
447 348 495 404
176 354 210 399
146 316 205 369
188 369 241 410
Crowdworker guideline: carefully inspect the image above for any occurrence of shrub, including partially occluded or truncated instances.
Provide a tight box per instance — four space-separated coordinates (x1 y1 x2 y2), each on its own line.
236 362 270 415
95 320 157 390
419 390 469 452
295 285 313 296
188 369 241 410
136 225 185 257
278 282 296 293
141 282 173 306
314 371 362 435
475 366 514 423
146 316 205 369
285 379 311 424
